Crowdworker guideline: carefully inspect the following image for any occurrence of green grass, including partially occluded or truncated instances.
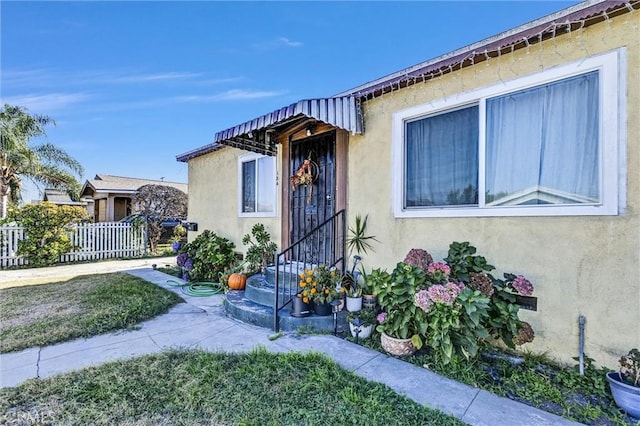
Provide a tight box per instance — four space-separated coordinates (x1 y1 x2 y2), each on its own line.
349 331 635 425
0 349 466 426
0 273 183 353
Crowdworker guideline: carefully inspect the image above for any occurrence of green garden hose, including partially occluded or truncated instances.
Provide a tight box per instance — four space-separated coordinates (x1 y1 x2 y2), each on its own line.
166 279 224 297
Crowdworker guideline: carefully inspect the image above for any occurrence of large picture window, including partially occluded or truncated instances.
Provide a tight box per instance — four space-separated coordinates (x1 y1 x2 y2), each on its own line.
393 50 623 217
239 154 276 217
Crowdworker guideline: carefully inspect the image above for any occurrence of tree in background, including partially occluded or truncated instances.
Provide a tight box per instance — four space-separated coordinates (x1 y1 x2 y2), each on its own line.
8 202 89 266
132 184 188 253
0 104 84 218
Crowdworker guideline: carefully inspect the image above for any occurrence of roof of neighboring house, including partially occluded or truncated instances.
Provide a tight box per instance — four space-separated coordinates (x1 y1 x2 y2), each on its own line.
42 189 88 206
81 174 188 197
176 0 637 162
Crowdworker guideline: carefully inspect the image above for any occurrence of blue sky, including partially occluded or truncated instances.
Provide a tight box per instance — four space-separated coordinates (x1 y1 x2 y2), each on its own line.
1 1 579 202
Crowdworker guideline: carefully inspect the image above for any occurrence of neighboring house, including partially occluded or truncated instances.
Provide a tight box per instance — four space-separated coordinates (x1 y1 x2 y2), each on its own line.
80 174 188 222
177 0 639 368
42 189 89 208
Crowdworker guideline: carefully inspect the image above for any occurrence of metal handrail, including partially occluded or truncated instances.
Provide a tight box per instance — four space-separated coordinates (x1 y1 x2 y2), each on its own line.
273 209 346 331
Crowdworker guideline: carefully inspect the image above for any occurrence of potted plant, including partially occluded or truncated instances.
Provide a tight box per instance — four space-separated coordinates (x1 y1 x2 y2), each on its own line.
303 265 343 316
346 214 379 258
242 223 278 275
606 348 640 419
362 267 389 310
375 262 428 356
346 308 376 340
345 284 362 312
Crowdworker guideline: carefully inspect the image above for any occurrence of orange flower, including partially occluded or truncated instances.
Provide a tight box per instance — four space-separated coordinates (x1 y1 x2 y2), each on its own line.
305 277 312 283
311 288 317 294
339 287 345 293
303 297 309 303
300 281 307 287
324 289 329 294
306 270 313 276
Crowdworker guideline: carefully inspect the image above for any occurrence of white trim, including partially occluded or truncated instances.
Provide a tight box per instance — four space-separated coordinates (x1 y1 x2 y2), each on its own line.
237 153 277 218
617 47 628 215
392 49 625 218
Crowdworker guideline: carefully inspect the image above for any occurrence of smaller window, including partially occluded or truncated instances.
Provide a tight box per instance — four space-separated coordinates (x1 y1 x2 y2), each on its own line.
238 154 276 217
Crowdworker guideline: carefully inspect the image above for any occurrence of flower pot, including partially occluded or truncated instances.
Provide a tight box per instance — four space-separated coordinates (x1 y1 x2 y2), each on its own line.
349 322 373 340
606 372 640 419
291 297 311 318
380 332 416 356
346 296 363 312
362 294 377 310
313 302 332 316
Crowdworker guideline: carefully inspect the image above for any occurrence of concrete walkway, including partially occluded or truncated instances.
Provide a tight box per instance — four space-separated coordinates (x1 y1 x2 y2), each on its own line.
0 263 581 426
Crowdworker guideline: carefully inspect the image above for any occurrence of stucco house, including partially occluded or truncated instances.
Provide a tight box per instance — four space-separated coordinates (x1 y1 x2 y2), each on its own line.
177 0 639 367
80 174 188 222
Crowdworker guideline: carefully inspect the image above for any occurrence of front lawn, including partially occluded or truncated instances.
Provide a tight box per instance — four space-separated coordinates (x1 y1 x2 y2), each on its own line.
0 349 465 425
0 273 183 353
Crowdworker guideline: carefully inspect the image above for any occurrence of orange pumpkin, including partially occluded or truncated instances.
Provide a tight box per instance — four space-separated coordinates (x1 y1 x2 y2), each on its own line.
228 273 247 290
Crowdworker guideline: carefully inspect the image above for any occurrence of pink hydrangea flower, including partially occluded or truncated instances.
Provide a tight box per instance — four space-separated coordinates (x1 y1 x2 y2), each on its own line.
427 262 451 276
512 275 534 296
513 321 535 345
377 312 387 324
427 282 462 306
414 290 432 313
403 249 433 272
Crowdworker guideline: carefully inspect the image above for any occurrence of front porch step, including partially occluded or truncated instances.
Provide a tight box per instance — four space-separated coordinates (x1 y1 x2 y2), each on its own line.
224 290 347 333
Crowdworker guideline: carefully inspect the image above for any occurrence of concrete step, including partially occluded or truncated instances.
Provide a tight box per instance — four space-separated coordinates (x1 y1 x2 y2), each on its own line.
225 290 347 333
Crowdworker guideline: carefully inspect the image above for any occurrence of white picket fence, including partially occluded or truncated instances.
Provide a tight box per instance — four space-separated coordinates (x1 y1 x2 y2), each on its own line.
0 222 146 268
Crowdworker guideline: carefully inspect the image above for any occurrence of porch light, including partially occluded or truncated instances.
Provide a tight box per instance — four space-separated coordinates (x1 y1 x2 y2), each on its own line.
305 124 316 136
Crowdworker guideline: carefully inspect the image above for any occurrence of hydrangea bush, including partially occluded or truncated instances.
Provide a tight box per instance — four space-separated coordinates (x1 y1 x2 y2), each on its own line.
373 242 535 364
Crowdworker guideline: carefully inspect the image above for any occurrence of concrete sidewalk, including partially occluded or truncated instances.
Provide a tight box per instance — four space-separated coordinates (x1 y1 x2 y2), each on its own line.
0 267 581 426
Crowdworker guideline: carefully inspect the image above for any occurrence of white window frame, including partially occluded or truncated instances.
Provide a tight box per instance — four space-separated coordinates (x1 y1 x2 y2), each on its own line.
238 152 277 218
392 49 626 218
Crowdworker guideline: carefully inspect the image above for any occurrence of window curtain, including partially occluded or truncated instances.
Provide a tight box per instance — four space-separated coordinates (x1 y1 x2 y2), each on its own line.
256 156 274 213
242 160 256 212
485 71 599 205
405 106 479 207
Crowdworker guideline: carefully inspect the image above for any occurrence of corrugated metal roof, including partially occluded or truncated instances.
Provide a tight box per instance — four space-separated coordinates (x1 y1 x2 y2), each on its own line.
176 142 224 163
215 96 362 142
176 0 636 163
177 96 363 161
334 0 633 98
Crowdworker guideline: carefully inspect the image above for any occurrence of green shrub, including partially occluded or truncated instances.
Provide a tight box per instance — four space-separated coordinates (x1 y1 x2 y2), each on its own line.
9 202 88 266
242 223 277 274
181 230 235 282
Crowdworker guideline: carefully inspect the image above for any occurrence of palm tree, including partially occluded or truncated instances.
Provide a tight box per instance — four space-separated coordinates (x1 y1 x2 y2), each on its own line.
0 104 84 218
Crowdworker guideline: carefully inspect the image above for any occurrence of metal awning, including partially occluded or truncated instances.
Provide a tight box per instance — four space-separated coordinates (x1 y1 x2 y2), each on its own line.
177 96 363 161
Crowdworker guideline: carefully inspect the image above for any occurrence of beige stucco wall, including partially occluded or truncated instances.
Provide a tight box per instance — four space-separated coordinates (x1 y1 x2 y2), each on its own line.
347 13 639 368
186 146 282 254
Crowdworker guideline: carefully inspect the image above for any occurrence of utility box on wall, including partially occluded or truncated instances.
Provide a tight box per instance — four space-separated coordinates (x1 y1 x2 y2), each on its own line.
184 222 198 232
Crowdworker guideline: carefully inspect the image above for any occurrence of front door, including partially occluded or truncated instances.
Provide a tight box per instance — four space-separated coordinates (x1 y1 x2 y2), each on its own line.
289 131 335 263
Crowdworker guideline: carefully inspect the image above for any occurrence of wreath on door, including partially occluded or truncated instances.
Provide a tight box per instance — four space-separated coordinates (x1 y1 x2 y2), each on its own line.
291 154 318 204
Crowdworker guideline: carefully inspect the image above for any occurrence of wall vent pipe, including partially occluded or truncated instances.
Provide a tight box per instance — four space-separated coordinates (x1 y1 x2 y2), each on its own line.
578 315 586 375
